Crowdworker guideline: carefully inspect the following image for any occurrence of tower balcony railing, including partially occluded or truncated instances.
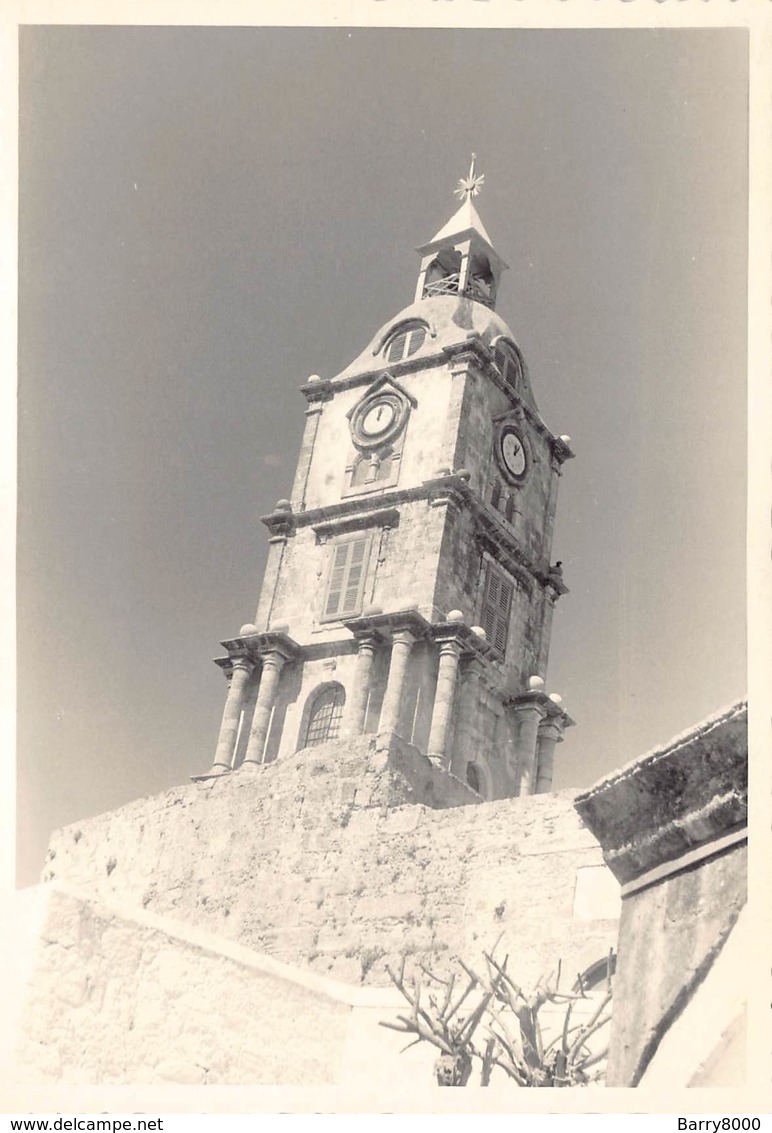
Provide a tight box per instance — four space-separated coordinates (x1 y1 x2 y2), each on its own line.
423 273 495 308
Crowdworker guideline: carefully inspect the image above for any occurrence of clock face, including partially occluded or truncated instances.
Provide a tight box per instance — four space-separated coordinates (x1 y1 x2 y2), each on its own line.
360 399 397 438
500 427 527 479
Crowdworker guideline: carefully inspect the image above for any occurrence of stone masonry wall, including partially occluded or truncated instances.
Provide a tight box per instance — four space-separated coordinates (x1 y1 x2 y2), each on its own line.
16 887 352 1086
43 738 617 991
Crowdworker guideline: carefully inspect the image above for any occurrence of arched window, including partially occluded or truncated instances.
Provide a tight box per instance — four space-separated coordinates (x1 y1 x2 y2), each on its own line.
468 253 494 305
466 763 481 794
423 249 462 298
573 954 617 994
304 684 346 747
351 454 372 486
384 323 427 363
504 495 515 524
375 448 394 481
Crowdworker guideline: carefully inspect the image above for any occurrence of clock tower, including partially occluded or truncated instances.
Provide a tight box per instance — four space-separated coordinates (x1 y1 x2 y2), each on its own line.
197 160 574 800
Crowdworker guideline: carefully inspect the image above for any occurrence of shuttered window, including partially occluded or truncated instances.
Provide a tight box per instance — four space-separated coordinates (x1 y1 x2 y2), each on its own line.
384 324 426 363
481 562 514 656
494 343 521 390
323 534 371 620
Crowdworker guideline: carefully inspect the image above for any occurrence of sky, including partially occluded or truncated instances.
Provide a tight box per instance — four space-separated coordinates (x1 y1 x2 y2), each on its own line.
15 26 749 886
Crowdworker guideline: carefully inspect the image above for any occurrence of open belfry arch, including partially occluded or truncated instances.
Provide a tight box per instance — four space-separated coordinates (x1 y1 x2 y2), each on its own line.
196 158 575 800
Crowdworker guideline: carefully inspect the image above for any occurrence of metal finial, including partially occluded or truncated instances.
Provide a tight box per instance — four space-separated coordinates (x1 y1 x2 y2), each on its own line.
454 153 485 201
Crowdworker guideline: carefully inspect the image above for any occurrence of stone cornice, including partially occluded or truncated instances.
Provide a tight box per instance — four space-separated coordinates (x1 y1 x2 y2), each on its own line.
423 473 562 595
429 619 494 663
509 689 575 729
220 630 302 664
270 475 564 597
574 700 747 887
342 608 432 640
298 342 573 461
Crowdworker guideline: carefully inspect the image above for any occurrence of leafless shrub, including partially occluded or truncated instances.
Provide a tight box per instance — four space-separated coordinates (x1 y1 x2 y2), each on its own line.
380 946 614 1087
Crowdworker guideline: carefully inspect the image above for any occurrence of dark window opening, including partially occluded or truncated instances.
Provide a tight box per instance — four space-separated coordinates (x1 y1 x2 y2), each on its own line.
466 763 480 793
305 685 346 747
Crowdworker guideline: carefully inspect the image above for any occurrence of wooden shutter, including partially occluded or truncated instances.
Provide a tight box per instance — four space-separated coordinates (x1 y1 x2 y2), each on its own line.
386 331 408 362
324 535 371 619
481 563 513 656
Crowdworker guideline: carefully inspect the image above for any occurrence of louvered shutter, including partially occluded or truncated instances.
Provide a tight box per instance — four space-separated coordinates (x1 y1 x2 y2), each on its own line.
324 535 371 619
386 331 408 362
493 574 513 654
324 542 350 618
341 537 368 615
482 563 513 657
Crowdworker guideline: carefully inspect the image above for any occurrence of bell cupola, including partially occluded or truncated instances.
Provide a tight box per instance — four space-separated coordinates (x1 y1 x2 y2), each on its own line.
414 155 508 310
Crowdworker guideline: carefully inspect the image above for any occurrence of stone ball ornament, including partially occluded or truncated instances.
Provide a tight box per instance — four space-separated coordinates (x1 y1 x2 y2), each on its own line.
239 623 258 637
549 693 563 705
528 675 546 690
559 435 571 444
270 622 290 634
470 625 486 638
274 499 292 512
447 609 465 622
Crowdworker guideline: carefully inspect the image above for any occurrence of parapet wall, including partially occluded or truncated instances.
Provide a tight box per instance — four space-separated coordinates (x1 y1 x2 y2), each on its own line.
575 700 748 1087
43 735 618 990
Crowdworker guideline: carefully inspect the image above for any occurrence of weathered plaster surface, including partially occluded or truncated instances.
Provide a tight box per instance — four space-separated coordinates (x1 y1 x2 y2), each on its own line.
43 739 616 992
574 701 748 1087
12 887 367 1085
607 844 746 1086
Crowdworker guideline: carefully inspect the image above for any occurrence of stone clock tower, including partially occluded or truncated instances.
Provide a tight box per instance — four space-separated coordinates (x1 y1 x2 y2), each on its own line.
197 161 574 800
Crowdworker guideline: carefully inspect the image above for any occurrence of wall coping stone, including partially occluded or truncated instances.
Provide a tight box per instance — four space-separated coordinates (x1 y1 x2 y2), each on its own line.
574 700 747 885
40 882 406 1010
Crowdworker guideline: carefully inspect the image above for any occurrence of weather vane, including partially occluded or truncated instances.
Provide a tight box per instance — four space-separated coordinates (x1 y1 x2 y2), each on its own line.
454 153 485 201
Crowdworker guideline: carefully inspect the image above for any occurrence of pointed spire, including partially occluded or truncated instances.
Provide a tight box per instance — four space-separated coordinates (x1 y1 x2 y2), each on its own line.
414 156 507 309
429 195 494 248
425 155 496 249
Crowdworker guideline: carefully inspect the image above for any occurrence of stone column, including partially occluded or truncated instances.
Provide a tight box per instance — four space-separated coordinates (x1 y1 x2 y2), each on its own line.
535 719 563 794
457 245 471 295
427 639 462 766
379 629 417 736
210 656 254 774
342 633 378 738
449 660 483 779
232 678 259 769
515 702 547 795
242 649 287 769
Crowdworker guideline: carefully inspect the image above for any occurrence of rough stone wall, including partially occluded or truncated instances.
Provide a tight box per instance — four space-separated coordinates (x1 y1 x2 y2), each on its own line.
16 888 352 1086
448 364 556 567
43 739 617 991
260 501 448 642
